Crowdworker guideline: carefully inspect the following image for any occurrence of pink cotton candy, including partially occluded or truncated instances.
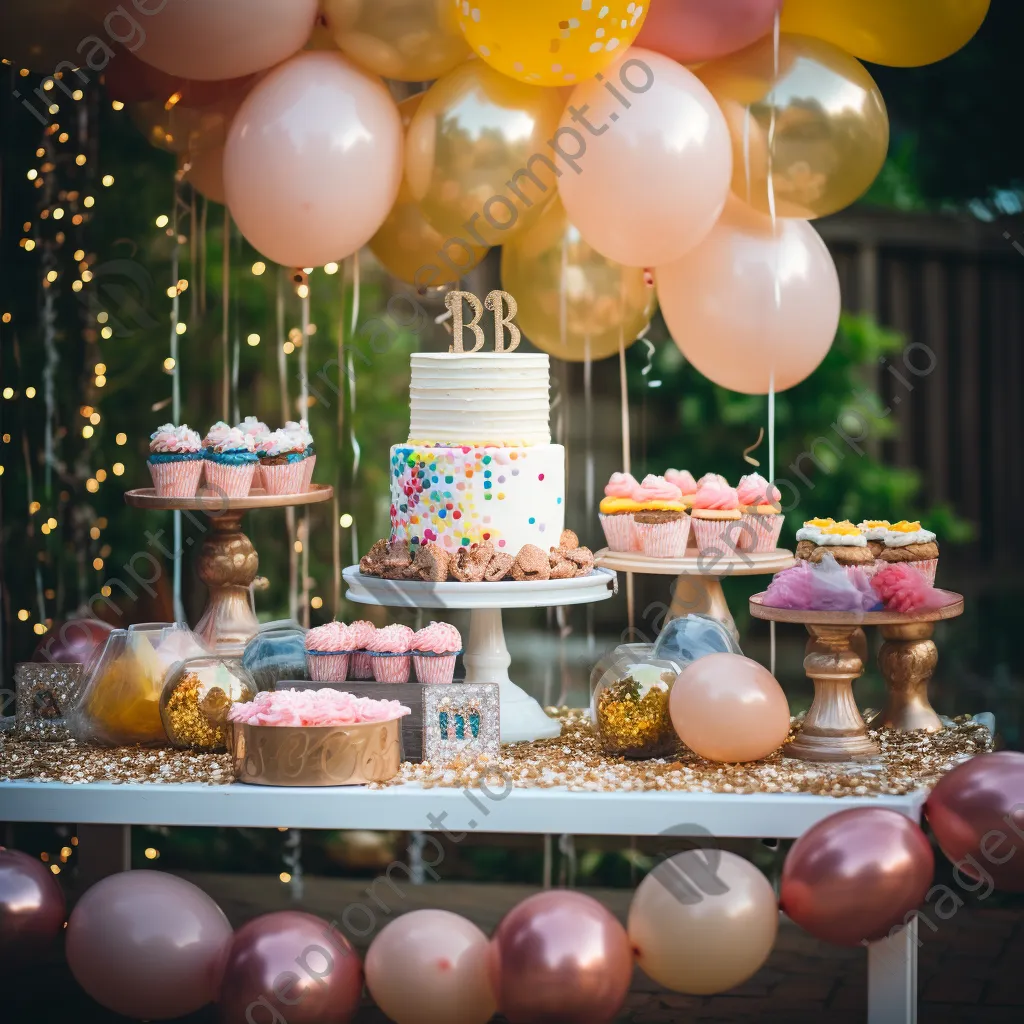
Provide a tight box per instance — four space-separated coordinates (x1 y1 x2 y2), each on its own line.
762 557 880 613
871 563 943 614
228 688 411 727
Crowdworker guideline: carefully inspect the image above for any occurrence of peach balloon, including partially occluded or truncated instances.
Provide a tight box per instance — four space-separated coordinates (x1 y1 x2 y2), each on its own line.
556 49 732 268
181 146 226 205
224 51 402 269
628 850 778 994
656 198 840 394
669 652 790 762
365 910 496 1024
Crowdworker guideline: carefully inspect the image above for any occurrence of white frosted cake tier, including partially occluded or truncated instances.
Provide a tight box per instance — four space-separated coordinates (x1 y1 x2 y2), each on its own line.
389 443 565 554
408 352 552 447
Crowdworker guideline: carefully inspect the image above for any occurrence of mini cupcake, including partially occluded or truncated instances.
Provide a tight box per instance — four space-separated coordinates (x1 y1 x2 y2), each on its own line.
809 522 875 570
599 472 642 552
635 474 686 512
304 621 355 682
237 416 271 491
285 419 316 491
858 519 891 558
794 517 836 560
348 620 376 680
203 425 258 498
879 521 939 583
633 509 689 558
689 479 743 556
411 621 463 684
368 624 415 683
698 472 730 487
255 428 308 495
736 473 783 552
665 469 698 506
148 423 204 498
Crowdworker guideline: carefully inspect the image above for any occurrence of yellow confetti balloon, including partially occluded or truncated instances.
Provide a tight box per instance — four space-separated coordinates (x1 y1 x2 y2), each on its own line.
455 0 650 87
781 0 989 68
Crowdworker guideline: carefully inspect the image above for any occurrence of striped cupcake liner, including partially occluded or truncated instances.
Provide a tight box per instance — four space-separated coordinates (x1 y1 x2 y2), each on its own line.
261 460 307 496
413 652 458 685
370 652 411 683
251 463 263 493
599 513 635 553
691 517 746 558
204 460 256 499
149 458 203 499
302 453 316 491
348 651 374 680
305 651 350 682
739 513 784 553
904 557 938 585
634 517 690 558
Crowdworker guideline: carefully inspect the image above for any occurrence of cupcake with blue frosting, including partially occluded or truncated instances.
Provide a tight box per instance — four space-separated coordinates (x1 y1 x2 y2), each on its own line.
256 428 309 495
148 424 204 498
284 419 315 490
203 424 258 498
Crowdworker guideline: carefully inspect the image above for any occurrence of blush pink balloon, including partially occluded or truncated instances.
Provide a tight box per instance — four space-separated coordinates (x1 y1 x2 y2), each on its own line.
224 51 402 268
365 910 496 1024
183 146 227 204
489 890 633 1024
636 0 783 65
0 849 66 969
218 911 362 1024
781 808 935 946
120 0 319 81
656 198 840 394
925 750 1024 892
66 871 232 1020
556 48 732 268
669 652 791 762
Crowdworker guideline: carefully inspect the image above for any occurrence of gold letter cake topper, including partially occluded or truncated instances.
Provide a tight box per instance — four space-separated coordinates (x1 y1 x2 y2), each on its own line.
446 289 521 353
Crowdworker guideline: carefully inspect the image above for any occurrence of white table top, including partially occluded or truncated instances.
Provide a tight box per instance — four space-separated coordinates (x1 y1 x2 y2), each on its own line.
0 780 927 837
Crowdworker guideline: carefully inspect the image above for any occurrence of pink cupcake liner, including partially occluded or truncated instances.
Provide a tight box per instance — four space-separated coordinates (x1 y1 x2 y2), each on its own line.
740 513 784 553
691 517 746 558
599 513 635 552
306 651 350 682
251 463 263 493
260 460 307 496
371 653 411 683
204 460 256 499
303 453 316 491
148 458 203 499
634 517 690 558
413 653 457 684
905 557 938 585
837 562 881 581
349 651 374 680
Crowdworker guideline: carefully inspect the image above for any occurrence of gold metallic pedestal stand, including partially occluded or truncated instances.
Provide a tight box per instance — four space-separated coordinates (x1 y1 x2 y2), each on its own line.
750 592 964 762
125 485 333 655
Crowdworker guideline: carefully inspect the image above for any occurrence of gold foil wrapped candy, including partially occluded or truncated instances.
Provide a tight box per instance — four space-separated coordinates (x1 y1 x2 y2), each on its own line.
161 657 257 752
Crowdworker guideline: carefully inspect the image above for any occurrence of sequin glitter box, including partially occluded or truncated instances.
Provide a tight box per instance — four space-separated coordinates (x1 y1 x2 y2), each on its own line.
14 662 83 741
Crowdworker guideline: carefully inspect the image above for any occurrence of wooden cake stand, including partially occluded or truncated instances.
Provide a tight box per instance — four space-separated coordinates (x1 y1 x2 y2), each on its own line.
124 485 333 656
750 591 965 762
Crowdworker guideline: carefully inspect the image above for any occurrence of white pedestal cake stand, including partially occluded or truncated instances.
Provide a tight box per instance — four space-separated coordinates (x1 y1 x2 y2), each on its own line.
594 548 795 640
343 566 617 744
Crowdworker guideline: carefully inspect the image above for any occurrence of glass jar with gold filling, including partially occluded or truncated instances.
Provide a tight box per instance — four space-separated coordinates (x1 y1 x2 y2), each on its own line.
160 657 256 752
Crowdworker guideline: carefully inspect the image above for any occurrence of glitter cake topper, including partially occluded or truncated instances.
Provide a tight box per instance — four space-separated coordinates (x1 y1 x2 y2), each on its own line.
444 289 521 354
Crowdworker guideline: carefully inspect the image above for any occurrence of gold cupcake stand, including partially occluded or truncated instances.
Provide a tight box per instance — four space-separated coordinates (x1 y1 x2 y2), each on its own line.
124 485 334 655
750 591 965 761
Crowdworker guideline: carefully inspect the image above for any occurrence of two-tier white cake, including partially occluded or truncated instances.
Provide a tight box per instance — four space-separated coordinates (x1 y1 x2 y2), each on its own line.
389 352 565 555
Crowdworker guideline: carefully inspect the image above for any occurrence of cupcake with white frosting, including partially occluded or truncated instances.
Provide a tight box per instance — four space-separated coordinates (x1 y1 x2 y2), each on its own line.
284 419 316 490
148 424 204 498
256 428 308 495
878 521 939 583
203 425 258 498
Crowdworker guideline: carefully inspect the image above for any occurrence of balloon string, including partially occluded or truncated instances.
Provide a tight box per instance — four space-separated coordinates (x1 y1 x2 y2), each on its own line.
332 261 346 617
618 338 631 474
278 267 298 624
300 283 311 628
221 208 231 421
347 252 361 564
231 226 242 425
198 196 208 317
170 175 184 624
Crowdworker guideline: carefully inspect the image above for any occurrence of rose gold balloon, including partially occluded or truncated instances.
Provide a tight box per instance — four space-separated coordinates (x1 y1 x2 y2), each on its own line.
636 0 782 65
656 197 840 394
925 751 1024 892
628 850 777 994
365 910 495 1024
219 911 362 1024
781 808 935 946
224 51 402 268
490 891 633 1024
556 49 732 268
0 849 66 969
66 871 232 1020
182 146 227 205
669 652 790 762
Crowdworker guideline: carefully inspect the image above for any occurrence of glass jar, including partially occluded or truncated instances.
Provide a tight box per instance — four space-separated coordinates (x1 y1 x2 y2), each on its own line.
160 657 257 751
241 625 308 691
652 613 741 668
590 644 682 759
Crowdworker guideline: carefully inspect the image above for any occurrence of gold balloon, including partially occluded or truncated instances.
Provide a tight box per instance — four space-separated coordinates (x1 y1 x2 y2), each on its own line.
323 0 470 81
405 59 564 246
699 35 889 220
369 94 488 288
782 0 989 68
130 80 254 156
500 199 655 362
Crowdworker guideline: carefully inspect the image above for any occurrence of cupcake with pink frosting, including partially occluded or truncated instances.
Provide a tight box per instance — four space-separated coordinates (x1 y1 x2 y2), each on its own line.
305 621 356 682
347 620 376 680
255 428 308 496
632 474 689 558
689 478 744 556
411 621 463 684
203 425 258 498
736 473 784 552
598 472 642 552
148 423 204 498
665 469 698 505
368 624 415 683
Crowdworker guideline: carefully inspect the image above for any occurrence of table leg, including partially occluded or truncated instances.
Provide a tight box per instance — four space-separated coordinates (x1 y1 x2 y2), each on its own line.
76 824 130 889
194 510 260 656
868 918 918 1024
787 624 879 762
668 575 739 642
877 623 942 733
